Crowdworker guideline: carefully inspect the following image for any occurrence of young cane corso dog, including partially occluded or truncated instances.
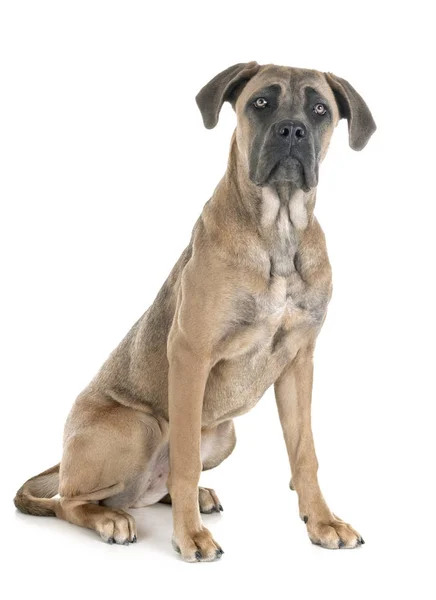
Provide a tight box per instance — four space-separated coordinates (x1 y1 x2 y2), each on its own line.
15 62 376 561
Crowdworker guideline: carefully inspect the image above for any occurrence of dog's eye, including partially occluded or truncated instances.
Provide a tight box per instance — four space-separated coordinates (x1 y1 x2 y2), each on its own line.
254 97 268 109
313 103 327 115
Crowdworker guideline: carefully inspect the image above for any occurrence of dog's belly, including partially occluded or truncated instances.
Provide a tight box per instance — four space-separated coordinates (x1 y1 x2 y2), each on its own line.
107 436 220 509
128 443 170 508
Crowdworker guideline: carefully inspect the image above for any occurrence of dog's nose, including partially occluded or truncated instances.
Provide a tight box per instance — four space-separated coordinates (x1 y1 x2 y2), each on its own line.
275 120 306 141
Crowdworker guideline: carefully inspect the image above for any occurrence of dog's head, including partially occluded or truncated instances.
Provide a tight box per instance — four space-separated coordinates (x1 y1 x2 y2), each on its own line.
196 63 376 191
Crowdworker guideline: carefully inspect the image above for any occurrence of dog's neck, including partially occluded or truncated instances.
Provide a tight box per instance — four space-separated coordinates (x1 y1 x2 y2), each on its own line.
221 134 317 235
202 135 318 279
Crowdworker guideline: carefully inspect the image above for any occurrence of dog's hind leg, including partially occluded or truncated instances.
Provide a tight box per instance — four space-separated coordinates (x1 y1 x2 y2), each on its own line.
54 394 167 544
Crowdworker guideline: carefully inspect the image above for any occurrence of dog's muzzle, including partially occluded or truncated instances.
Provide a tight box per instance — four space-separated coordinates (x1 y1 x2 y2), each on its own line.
249 119 319 191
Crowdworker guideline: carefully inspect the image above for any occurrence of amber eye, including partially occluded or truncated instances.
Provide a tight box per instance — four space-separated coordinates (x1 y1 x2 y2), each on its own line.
254 97 268 109
313 103 327 115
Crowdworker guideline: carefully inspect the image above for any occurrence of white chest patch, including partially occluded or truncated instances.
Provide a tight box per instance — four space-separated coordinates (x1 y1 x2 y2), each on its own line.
288 189 309 230
261 186 281 228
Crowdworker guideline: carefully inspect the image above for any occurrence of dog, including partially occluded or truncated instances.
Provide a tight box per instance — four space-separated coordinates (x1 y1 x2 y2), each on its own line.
14 62 376 562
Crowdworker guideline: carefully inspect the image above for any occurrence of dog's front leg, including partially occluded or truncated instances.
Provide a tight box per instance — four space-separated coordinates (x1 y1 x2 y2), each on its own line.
274 346 364 549
167 335 223 562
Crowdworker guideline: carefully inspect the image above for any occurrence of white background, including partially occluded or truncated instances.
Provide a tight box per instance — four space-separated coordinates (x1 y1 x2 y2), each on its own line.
1 1 435 597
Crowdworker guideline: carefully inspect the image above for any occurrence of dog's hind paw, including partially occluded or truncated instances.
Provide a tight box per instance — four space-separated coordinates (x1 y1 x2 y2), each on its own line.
97 509 137 545
198 487 223 514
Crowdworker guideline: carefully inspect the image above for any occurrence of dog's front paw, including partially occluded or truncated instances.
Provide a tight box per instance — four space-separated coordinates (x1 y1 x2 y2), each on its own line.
172 526 224 562
304 513 364 549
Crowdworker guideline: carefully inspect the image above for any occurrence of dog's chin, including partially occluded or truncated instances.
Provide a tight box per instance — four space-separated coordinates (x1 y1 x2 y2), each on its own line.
251 155 318 192
259 157 311 192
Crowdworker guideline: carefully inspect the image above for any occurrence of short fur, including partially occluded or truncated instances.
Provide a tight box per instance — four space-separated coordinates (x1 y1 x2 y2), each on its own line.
15 62 375 561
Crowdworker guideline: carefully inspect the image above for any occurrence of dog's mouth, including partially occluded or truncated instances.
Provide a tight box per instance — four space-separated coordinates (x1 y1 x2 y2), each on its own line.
250 144 319 192
265 157 309 191
263 154 319 193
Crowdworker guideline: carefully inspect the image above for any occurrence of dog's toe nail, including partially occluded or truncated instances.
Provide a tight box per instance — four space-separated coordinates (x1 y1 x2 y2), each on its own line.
360 537 365 545
216 548 223 557
107 537 115 545
218 504 223 512
338 539 345 548
303 515 308 524
195 550 202 561
132 535 137 543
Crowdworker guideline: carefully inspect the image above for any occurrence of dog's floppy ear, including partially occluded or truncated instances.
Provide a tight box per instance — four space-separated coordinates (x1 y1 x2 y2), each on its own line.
325 73 376 151
196 62 260 129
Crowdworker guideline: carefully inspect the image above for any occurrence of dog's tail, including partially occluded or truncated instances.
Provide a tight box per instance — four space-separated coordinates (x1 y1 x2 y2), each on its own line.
14 463 60 516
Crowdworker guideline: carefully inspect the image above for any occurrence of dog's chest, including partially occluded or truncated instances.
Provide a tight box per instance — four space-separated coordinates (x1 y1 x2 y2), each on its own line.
203 251 328 425
202 189 331 425
219 268 321 362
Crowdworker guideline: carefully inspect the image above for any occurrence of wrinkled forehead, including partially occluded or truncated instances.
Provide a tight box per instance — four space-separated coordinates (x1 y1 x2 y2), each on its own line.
237 65 339 119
